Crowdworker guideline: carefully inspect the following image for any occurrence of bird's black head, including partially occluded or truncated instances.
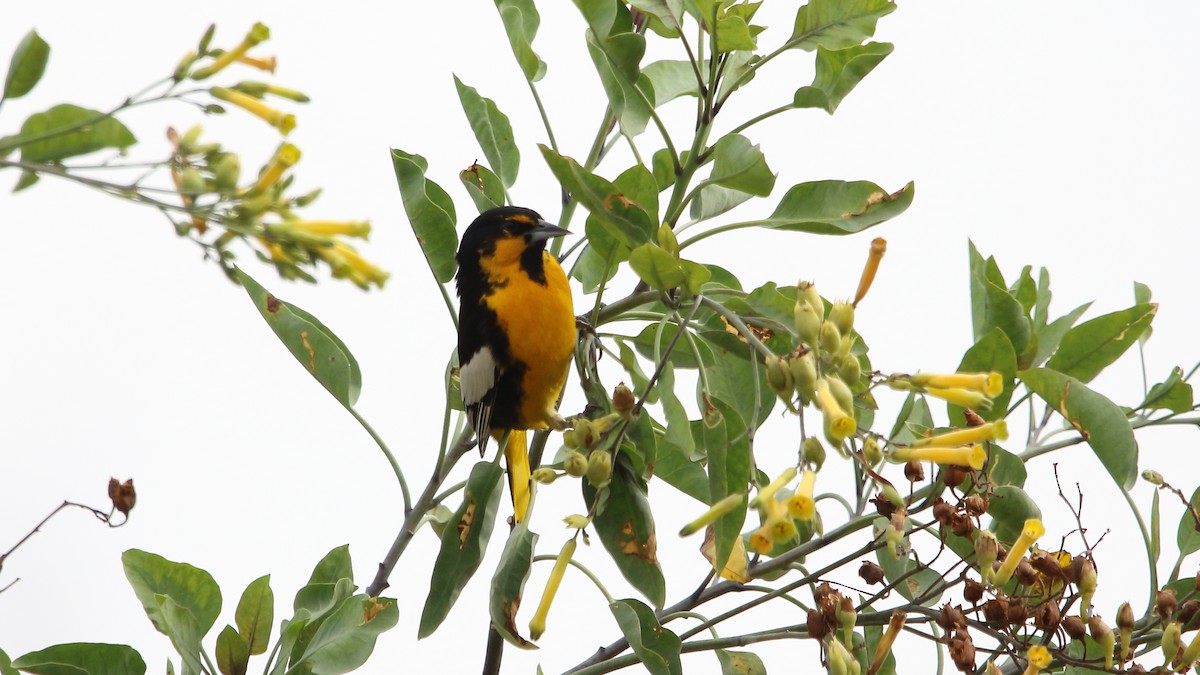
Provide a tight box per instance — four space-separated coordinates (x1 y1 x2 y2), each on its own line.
455 206 571 291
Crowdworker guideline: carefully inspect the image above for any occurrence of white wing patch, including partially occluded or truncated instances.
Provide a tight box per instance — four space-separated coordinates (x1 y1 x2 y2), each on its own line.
460 345 497 407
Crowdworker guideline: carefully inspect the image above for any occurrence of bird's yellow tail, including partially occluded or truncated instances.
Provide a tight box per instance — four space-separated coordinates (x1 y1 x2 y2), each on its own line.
505 430 531 522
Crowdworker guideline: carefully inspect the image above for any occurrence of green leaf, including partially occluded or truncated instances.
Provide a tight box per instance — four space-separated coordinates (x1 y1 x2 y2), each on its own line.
4 30 50 100
267 611 310 675
654 429 710 502
1046 303 1157 383
540 146 655 248
235 575 273 656
18 104 136 163
390 148 458 284
419 461 505 637
1176 486 1200 556
494 0 547 82
609 599 683 675
643 60 699 106
215 626 249 675
716 650 767 675
679 259 711 295
659 362 694 456
978 279 1031 357
584 24 653 137
489 522 539 648
714 14 757 53
984 445 1027 489
1011 265 1037 316
745 180 913 235
949 327 1017 423
790 0 896 51
1031 301 1092 368
651 148 677 190
0 648 15 675
792 42 893 114
629 243 686 291
459 163 506 212
1141 366 1194 413
11 644 146 675
122 549 221 639
293 577 355 623
1019 368 1139 491
888 392 932 445
453 76 520 189
309 545 354 586
13 169 38 192
702 330 776 426
155 596 205 674
690 184 753 221
630 0 685 34
701 398 751 585
585 458 667 608
236 269 362 407
707 134 775 197
873 516 944 605
986 485 1042 544
1133 280 1152 305
294 596 398 674
1033 267 1053 329
1151 487 1161 565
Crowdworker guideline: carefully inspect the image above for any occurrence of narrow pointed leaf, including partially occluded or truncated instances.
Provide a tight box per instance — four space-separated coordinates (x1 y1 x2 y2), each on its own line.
540 146 654 248
494 0 547 82
701 398 750 584
391 148 458 283
236 269 361 407
454 76 520 189
736 180 912 235
235 575 273 655
1176 487 1200 556
1046 304 1157 383
460 163 506 212
790 0 897 51
11 644 146 675
948 327 1017 423
215 626 249 675
609 599 682 675
1032 301 1092 368
419 461 505 637
585 459 666 608
489 523 539 649
4 30 50 100
793 42 893 113
1141 366 1194 413
1019 368 1138 491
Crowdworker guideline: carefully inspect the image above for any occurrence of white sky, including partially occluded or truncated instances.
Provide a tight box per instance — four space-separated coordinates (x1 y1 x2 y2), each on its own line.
2 2 1199 674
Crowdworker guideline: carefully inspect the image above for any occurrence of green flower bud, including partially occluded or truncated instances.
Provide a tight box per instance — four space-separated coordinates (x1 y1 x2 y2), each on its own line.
793 301 821 346
1088 616 1114 671
839 355 862 386
586 450 612 489
829 301 855 336
212 153 241 193
532 468 558 485
1162 621 1182 665
1142 469 1164 486
765 355 793 400
825 375 855 416
799 281 824 320
563 450 588 477
863 436 883 466
819 320 842 354
1117 601 1134 660
974 529 999 585
1078 558 1097 619
180 167 206 195
790 352 817 403
179 125 204 153
802 437 826 471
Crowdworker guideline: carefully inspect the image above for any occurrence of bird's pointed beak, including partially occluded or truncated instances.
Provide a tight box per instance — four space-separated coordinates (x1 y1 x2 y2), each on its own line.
528 220 571 242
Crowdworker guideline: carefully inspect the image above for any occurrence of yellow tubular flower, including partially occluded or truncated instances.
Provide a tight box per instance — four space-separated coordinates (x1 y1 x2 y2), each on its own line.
286 221 372 239
749 467 798 509
892 445 986 470
869 611 906 674
815 378 856 440
913 372 1003 397
994 519 1045 586
1181 628 1200 671
1022 645 1052 675
316 241 389 288
924 386 992 410
249 143 301 195
211 87 296 135
238 54 277 73
913 420 1008 447
529 538 576 641
853 237 886 307
787 469 818 520
191 23 271 80
749 526 773 555
679 493 744 537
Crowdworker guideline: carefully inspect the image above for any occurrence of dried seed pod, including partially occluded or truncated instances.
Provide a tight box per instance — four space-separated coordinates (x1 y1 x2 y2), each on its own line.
942 465 968 488
1006 598 1029 626
963 578 984 604
872 493 898 519
1157 588 1179 620
1062 615 1087 640
937 603 968 632
984 598 1009 628
950 513 974 538
933 499 955 526
949 629 976 673
1034 601 1062 632
859 561 885 586
1016 559 1038 587
904 460 925 483
963 494 988 517
806 608 829 640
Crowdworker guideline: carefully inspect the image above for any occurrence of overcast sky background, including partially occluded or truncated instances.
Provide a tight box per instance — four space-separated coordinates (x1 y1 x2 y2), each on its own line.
2 3 1199 674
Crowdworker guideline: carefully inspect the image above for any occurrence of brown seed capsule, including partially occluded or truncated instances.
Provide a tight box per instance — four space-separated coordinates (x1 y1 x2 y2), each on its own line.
806 608 829 640
820 591 843 625
983 598 1009 628
963 494 988 517
962 409 986 427
1015 559 1038 587
1034 601 1062 632
612 382 635 415
872 493 897 519
859 560 885 585
942 465 967 488
1006 598 1029 626
1063 615 1087 640
933 499 955 526
904 460 925 483
963 578 984 604
1126 664 1146 673
108 477 137 516
814 581 836 606
938 603 967 632
1031 551 1069 581
1157 588 1179 620
950 513 974 538
949 629 976 673
1178 599 1200 627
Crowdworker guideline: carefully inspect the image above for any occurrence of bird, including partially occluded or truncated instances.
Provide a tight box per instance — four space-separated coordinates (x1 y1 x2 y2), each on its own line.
455 206 576 522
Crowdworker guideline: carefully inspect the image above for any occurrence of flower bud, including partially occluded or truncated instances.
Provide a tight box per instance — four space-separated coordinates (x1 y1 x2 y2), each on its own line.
531 468 558 485
529 538 576 640
854 238 886 306
563 450 588 477
1088 615 1115 671
179 125 204 153
612 382 635 417
1142 469 1164 486
829 301 855 336
1077 558 1097 619
764 355 793 400
825 376 855 417
973 530 999 586
801 437 826 471
180 167 206 195
679 493 744 537
574 418 598 450
836 595 857 649
793 301 821 346
212 153 241 193
173 50 199 81
586 450 612 488
751 467 798 509
862 436 883 466
1117 601 1134 661
563 514 591 529
790 352 818 403
1161 620 1182 666
798 281 823 320
819 320 842 354
838 355 862 385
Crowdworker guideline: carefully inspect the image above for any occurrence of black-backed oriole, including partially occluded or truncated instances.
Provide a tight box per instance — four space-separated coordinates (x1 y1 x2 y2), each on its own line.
455 206 576 522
